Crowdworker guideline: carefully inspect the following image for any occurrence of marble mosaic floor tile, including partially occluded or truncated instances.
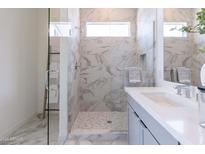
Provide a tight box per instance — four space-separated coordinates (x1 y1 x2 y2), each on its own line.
66 112 128 145
71 112 128 134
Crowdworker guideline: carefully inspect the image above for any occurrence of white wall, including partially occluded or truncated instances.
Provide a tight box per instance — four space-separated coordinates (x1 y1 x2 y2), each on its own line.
0 9 47 137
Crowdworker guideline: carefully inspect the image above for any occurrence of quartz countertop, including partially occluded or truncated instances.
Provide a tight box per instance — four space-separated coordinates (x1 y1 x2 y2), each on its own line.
125 87 205 145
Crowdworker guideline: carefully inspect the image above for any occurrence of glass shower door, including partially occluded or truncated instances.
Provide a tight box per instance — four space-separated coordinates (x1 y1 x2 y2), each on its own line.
48 8 74 144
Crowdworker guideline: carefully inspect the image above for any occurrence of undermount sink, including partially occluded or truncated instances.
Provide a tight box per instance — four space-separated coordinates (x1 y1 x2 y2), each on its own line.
141 92 183 107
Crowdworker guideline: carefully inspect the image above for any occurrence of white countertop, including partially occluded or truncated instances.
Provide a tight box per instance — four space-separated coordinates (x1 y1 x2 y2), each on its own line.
125 87 205 145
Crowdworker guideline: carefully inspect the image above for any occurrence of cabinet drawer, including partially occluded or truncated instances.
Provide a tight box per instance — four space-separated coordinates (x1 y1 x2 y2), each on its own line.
128 96 179 145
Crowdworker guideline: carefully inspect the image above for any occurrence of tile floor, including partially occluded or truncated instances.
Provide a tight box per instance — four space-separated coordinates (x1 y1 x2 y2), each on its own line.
64 112 128 145
0 113 59 145
0 112 128 145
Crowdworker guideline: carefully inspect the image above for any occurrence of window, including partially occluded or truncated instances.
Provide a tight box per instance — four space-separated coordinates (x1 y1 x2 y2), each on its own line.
50 22 72 37
86 22 130 37
163 22 187 37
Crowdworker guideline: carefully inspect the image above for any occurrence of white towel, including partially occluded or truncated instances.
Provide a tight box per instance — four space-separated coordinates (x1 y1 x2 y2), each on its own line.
128 68 142 83
176 67 191 84
50 62 59 78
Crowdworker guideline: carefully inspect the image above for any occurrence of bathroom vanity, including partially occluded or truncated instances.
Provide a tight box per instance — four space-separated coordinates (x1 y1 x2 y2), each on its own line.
125 87 205 145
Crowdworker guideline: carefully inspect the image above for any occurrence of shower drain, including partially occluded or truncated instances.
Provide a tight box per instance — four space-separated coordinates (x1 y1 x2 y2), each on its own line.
107 120 112 124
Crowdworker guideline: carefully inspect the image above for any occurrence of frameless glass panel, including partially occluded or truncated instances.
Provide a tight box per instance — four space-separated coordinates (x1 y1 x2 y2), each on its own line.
48 8 76 145
48 8 62 145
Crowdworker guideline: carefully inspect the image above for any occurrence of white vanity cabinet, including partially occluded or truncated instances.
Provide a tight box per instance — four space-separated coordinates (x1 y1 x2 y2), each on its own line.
128 96 179 145
143 128 159 145
128 104 159 145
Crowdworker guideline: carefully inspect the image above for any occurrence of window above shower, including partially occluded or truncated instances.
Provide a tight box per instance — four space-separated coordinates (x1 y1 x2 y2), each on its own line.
86 22 131 37
163 22 187 37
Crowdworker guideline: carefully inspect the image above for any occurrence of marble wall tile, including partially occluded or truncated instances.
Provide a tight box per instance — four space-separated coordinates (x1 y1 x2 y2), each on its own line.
78 9 138 112
163 9 196 82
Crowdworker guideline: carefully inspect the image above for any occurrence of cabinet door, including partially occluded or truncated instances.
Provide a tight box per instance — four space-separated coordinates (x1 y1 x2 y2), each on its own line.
128 105 143 145
143 126 159 145
128 96 178 145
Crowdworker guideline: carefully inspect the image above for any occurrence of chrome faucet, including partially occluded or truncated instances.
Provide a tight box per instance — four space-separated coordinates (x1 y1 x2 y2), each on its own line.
175 84 191 98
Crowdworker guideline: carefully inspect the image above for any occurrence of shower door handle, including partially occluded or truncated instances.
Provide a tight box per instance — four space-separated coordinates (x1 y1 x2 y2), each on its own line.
73 62 80 70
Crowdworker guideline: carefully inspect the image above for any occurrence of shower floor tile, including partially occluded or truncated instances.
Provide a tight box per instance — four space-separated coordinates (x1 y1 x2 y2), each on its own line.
71 112 128 134
65 112 128 145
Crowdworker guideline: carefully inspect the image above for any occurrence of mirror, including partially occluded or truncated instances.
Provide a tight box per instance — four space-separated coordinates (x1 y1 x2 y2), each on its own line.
163 8 205 86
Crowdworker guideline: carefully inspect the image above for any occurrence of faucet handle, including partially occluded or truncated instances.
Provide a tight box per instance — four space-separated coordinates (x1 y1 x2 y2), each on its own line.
184 88 191 98
175 84 192 98
174 85 183 95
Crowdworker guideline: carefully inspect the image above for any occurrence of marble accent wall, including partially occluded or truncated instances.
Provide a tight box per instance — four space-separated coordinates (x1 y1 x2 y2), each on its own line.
78 9 138 112
163 9 196 82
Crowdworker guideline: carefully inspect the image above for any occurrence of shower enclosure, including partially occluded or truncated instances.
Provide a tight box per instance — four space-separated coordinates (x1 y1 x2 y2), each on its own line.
47 8 156 144
48 8 130 144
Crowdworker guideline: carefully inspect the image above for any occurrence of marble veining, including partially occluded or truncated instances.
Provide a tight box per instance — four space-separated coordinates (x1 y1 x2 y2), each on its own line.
65 111 128 145
164 9 196 82
0 114 59 145
78 9 139 112
65 133 128 145
0 112 128 145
